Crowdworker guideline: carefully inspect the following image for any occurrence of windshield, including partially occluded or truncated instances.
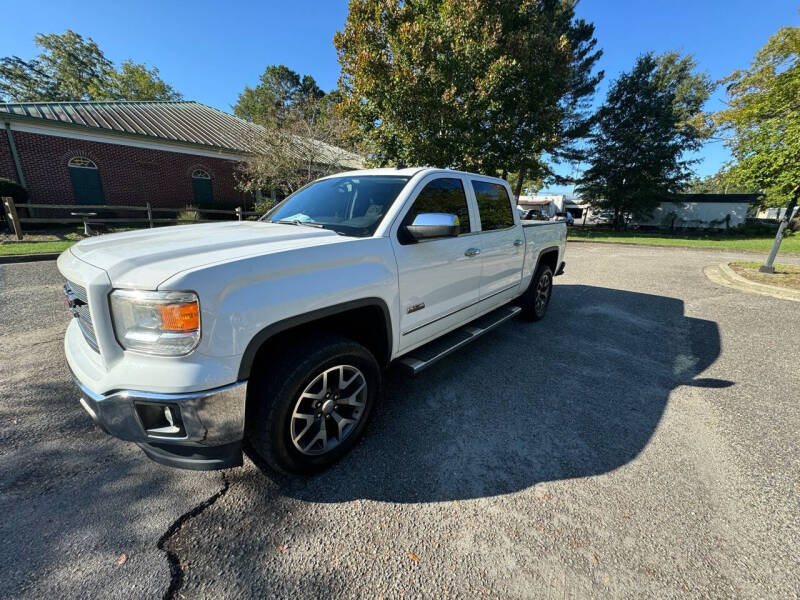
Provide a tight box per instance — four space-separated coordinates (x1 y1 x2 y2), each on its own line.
262 175 411 237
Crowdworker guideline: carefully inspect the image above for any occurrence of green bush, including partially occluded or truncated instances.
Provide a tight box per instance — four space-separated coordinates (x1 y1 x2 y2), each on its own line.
178 207 200 222
0 178 28 203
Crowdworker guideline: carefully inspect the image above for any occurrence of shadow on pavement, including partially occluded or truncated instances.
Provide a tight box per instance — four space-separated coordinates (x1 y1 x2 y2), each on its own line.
270 284 729 504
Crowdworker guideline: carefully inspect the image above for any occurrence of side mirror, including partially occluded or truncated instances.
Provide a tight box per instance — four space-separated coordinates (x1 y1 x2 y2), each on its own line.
403 213 460 241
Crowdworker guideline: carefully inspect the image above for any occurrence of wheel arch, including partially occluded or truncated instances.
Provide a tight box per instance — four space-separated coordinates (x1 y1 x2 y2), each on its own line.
535 246 560 274
237 298 393 382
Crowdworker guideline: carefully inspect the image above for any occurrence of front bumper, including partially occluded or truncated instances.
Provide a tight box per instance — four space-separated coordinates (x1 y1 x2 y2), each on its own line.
73 373 247 470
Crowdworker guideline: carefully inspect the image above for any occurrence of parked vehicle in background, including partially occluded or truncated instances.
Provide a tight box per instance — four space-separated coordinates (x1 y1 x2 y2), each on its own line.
554 211 575 225
59 168 566 474
522 208 550 221
588 210 615 225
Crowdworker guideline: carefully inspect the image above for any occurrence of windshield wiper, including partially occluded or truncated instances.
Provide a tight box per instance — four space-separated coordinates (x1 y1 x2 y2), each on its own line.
274 219 325 229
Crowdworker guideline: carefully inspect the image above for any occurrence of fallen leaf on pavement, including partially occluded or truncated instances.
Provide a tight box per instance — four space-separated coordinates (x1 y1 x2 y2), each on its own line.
279 544 288 553
408 553 420 562
116 553 127 566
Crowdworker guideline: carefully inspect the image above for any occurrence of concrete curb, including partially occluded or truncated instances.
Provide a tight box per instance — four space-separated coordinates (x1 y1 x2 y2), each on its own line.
0 252 61 264
704 263 800 303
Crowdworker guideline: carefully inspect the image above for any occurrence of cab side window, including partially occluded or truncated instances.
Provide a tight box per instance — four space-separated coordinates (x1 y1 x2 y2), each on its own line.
472 180 515 230
399 178 471 243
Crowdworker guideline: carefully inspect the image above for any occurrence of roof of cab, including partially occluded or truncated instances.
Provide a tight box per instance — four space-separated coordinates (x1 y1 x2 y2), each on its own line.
330 167 508 184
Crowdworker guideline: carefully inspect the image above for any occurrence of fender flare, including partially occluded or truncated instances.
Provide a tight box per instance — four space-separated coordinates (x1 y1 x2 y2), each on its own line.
237 297 393 381
534 245 561 272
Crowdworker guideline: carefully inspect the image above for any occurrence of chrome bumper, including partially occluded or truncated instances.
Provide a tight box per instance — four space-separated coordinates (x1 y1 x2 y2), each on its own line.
73 373 247 470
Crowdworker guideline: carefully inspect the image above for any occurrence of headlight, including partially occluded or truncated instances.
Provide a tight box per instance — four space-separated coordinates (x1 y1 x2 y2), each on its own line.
109 290 200 356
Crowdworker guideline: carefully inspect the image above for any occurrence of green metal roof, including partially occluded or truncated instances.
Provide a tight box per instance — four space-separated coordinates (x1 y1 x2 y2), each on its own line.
0 101 363 169
0 100 261 153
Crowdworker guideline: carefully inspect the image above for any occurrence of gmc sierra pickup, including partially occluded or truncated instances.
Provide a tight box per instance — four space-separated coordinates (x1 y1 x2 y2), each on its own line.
59 168 566 474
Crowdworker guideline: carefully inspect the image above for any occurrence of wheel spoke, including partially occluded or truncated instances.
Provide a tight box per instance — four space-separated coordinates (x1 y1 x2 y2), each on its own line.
292 413 314 441
339 367 359 390
338 381 366 406
303 418 328 453
331 411 356 438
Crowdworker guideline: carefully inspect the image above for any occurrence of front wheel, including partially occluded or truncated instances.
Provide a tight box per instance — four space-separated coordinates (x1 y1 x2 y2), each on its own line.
519 264 553 321
246 335 380 475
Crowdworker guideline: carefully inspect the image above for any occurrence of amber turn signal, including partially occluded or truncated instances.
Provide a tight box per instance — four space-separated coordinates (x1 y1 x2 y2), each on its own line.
157 302 199 331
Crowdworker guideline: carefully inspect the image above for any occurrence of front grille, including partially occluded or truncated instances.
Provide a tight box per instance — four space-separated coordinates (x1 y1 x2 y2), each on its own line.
66 280 100 353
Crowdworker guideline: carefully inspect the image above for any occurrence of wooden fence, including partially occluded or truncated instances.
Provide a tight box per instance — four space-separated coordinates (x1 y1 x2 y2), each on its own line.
1 197 262 240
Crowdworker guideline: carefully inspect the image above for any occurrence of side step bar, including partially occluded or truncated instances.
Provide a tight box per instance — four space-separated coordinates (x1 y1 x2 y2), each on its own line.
397 305 521 375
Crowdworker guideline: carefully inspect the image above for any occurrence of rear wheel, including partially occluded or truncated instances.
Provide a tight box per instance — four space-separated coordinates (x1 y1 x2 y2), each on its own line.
519 263 553 321
246 334 380 475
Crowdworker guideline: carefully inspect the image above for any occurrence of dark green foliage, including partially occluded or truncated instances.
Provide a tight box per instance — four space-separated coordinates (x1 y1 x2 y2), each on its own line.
577 53 711 228
0 30 181 102
0 178 28 202
334 0 602 183
234 65 326 127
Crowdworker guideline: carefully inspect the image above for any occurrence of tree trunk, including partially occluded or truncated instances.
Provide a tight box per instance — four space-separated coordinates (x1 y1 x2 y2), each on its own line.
613 207 620 231
514 168 526 199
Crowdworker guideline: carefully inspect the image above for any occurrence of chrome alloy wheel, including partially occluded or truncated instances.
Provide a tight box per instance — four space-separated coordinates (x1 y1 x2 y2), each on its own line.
535 271 552 315
290 365 368 455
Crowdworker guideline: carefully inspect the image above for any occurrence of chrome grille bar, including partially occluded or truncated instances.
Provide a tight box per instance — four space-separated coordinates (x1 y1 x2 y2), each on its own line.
65 280 99 353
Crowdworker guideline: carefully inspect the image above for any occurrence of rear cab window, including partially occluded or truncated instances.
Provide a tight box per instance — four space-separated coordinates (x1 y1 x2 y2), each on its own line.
471 180 515 231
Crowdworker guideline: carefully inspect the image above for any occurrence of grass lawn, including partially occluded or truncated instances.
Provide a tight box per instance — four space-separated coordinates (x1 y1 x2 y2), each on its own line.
729 261 800 290
568 228 800 254
0 240 75 256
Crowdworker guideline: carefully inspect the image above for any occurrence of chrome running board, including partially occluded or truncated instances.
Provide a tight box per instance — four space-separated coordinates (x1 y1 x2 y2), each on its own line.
397 305 521 375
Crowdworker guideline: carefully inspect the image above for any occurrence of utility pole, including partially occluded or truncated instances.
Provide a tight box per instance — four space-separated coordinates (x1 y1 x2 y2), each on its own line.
759 184 799 273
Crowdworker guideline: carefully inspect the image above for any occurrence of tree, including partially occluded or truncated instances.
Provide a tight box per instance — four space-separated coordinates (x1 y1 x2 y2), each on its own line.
106 61 182 101
233 65 325 127
576 52 711 228
334 0 602 186
687 166 758 195
237 99 359 205
0 30 181 102
714 26 800 209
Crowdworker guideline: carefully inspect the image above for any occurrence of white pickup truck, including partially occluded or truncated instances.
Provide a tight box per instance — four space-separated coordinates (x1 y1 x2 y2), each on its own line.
58 168 565 474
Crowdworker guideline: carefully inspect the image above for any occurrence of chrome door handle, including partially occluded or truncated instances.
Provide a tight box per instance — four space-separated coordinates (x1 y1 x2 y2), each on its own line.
464 248 480 257
513 239 524 247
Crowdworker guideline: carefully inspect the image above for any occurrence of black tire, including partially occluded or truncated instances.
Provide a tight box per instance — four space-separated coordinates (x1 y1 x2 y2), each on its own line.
245 334 380 475
519 263 554 321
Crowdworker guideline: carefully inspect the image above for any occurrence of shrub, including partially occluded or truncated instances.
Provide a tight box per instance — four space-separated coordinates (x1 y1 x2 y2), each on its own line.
177 207 200 222
0 178 28 203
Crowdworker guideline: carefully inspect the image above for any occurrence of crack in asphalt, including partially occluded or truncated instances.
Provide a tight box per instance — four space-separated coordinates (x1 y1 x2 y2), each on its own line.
156 472 230 600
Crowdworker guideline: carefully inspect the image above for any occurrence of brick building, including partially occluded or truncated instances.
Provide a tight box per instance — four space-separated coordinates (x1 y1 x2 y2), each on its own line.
0 100 360 211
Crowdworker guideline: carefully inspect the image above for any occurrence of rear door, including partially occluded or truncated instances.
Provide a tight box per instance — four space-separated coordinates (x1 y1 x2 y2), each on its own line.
469 179 525 307
390 174 482 352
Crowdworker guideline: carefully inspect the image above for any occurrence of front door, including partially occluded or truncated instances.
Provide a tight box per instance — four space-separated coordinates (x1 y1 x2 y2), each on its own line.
391 174 482 352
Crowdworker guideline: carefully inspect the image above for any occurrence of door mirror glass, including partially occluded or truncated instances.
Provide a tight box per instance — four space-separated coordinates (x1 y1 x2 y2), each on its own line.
403 213 460 241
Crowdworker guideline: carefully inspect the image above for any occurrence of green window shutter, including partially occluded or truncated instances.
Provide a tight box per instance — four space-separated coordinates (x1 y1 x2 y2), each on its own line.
192 177 213 207
69 165 104 205
191 169 213 208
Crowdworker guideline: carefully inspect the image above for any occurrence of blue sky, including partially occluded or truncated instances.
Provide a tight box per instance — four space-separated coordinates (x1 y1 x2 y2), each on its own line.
2 0 797 194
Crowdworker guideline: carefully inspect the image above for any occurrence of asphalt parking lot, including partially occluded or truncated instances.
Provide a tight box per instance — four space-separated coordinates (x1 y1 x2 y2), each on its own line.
1 242 798 599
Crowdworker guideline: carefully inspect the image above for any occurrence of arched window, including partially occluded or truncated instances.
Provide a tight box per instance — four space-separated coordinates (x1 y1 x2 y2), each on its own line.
68 157 98 169
191 168 213 207
68 156 103 204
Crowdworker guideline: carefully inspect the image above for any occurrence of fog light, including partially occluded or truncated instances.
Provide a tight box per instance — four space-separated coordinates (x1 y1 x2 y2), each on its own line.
134 402 186 438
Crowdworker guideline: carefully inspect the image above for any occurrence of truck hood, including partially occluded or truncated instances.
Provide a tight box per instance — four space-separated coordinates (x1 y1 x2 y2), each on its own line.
69 221 345 289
